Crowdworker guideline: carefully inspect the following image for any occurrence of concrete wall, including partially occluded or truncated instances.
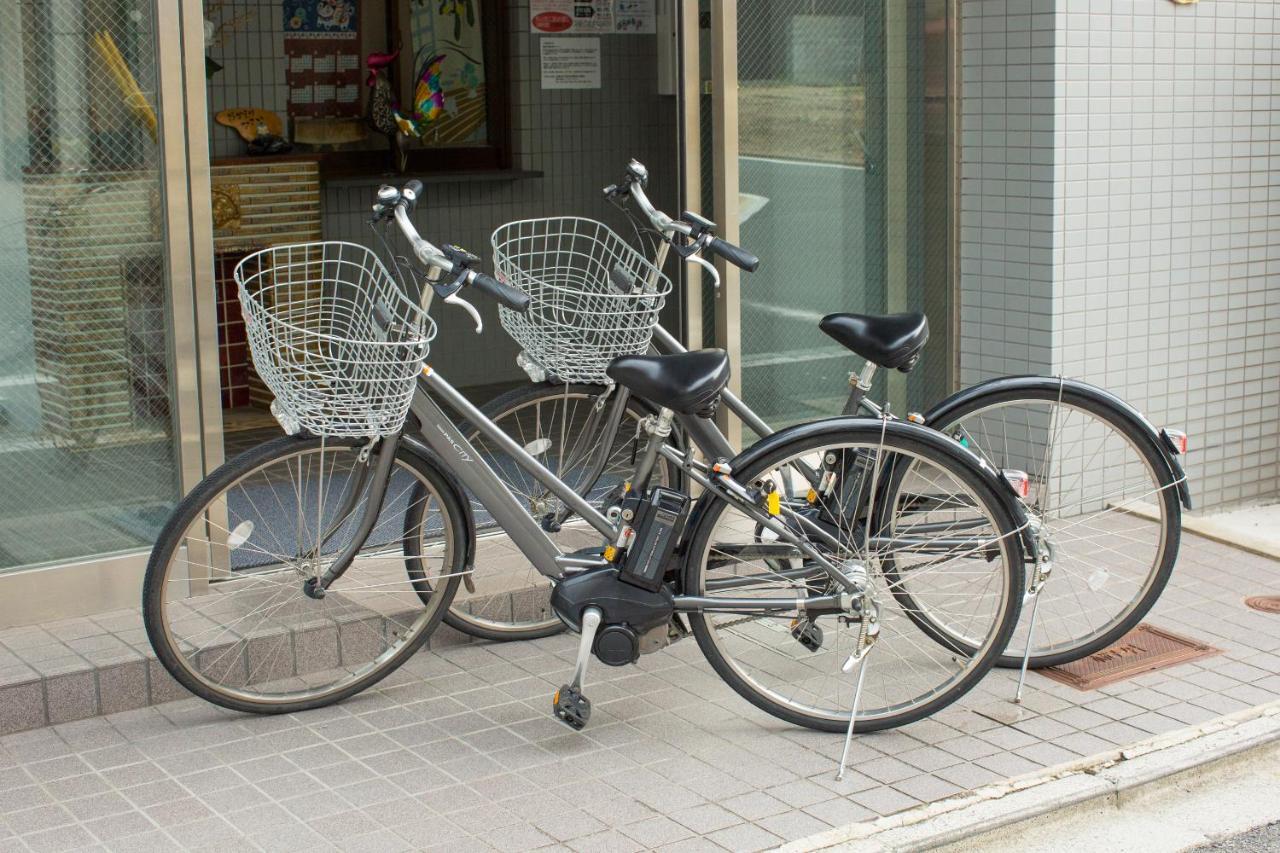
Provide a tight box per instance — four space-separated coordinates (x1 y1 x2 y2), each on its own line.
960 0 1280 511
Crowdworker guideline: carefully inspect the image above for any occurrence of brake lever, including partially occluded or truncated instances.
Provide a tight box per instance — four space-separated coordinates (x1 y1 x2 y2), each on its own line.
444 292 483 333
686 253 720 290
431 268 484 333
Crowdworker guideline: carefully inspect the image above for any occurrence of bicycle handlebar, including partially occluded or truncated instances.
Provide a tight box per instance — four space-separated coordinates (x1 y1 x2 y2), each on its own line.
704 236 760 272
471 271 531 313
609 159 758 275
383 182 529 316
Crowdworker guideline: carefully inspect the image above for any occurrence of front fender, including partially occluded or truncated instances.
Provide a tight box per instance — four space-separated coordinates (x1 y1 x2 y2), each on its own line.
921 376 1192 511
400 432 478 574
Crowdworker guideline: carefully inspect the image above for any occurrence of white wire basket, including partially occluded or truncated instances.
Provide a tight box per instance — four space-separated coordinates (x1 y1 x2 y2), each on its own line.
491 217 672 384
235 241 435 438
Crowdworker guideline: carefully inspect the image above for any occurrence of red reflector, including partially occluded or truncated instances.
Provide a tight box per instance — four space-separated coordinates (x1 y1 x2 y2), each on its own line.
1003 469 1030 499
1166 429 1188 454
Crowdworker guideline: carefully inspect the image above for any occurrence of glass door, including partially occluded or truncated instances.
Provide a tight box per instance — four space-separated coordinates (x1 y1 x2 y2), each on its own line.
699 0 953 430
0 1 205 594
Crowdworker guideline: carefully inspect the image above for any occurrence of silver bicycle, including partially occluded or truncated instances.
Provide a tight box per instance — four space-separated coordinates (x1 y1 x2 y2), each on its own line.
445 160 1190 675
143 180 1028 733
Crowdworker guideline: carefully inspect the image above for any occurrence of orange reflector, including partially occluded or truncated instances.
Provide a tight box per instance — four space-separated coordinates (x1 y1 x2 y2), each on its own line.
766 491 781 515
603 545 618 562
806 488 818 504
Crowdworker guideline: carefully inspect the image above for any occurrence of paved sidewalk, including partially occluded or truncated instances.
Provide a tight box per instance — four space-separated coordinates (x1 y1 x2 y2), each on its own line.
0 533 1278 852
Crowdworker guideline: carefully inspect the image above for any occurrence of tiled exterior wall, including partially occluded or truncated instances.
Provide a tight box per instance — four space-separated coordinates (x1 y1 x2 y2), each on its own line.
960 0 1280 511
1053 1 1279 510
207 1 679 389
958 1 1059 386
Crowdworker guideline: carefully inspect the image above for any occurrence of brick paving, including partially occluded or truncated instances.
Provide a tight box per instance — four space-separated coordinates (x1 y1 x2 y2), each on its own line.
0 533 1278 852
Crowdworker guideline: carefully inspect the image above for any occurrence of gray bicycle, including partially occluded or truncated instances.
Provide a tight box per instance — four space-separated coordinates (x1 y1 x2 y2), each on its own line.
443 160 1191 674
143 180 1027 734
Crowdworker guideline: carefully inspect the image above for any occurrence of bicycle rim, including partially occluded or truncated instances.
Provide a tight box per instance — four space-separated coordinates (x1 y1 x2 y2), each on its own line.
144 437 460 711
685 425 1022 732
937 392 1177 666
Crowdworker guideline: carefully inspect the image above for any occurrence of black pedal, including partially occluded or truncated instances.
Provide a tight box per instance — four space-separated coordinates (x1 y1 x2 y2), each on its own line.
619 487 690 593
790 619 824 653
553 685 591 730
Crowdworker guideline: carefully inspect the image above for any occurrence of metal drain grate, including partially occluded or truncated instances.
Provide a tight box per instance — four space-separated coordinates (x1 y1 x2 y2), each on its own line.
1039 623 1220 691
1245 596 1280 614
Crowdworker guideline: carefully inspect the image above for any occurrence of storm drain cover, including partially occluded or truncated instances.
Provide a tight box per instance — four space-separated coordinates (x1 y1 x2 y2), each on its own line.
1245 596 1280 614
1040 623 1220 691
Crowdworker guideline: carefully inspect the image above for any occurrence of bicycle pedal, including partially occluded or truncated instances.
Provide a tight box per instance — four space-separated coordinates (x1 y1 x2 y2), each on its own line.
552 685 591 730
790 619 824 653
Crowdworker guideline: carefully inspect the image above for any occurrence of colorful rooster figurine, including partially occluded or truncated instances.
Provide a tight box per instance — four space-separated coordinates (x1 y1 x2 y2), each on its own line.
366 49 403 168
364 48 447 172
394 52 447 138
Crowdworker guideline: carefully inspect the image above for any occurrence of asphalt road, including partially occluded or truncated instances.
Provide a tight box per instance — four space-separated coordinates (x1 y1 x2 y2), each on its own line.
1188 821 1280 852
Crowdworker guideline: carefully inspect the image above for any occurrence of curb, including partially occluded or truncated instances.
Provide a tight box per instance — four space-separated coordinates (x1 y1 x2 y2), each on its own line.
782 699 1280 852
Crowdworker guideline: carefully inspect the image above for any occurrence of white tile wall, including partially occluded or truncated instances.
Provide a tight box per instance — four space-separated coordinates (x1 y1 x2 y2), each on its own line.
961 0 1279 511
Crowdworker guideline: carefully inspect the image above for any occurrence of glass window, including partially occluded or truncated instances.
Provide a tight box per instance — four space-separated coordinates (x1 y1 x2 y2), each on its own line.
0 2 181 572
733 0 952 427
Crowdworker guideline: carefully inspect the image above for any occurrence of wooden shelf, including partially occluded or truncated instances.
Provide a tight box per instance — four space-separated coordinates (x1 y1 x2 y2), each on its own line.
321 168 543 187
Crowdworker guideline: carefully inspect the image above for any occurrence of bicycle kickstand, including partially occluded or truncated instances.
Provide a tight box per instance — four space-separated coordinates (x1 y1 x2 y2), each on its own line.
553 606 602 730
1013 535 1054 705
836 593 879 781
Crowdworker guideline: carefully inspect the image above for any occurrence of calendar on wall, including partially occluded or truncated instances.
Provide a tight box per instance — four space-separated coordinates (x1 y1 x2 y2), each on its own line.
283 0 362 118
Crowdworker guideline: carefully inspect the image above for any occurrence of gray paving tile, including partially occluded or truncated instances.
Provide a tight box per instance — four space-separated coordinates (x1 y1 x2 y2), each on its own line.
0 783 49 819
704 821 783 852
619 815 694 848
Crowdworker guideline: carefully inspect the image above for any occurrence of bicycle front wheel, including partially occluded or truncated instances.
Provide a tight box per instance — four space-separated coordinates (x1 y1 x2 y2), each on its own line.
924 379 1182 668
143 435 464 714
446 382 680 641
683 420 1024 733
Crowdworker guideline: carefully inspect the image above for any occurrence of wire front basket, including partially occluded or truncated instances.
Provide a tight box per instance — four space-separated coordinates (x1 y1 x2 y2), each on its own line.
235 241 435 438
491 217 672 384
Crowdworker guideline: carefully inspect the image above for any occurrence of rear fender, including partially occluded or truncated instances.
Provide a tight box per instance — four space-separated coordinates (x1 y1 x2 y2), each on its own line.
921 376 1192 511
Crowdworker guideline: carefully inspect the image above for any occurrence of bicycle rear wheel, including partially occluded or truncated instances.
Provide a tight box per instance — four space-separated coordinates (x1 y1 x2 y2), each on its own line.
922 380 1181 668
143 435 464 714
444 382 679 640
683 420 1024 733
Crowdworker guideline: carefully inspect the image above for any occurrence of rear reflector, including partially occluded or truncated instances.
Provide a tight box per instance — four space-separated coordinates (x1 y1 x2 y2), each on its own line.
1165 429 1188 454
1002 469 1030 499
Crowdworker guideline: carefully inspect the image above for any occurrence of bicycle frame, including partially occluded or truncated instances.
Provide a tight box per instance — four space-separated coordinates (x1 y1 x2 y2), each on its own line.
405 364 863 611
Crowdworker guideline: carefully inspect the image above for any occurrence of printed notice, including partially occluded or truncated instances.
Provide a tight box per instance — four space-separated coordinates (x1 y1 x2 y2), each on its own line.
541 37 601 89
531 1 611 34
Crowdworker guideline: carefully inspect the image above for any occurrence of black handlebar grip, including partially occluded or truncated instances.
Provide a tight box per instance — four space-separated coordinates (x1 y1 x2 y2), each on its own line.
471 272 531 314
705 237 760 272
401 179 424 211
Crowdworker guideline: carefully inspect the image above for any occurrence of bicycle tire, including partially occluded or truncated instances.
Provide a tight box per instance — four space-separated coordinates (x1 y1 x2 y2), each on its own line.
682 418 1024 733
143 435 465 715
885 379 1181 669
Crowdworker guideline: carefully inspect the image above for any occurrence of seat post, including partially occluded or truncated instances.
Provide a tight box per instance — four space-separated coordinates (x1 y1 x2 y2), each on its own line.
842 361 877 416
629 407 674 494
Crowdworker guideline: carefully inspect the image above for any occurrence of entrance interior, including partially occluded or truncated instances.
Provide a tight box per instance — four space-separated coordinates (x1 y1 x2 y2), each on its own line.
200 0 684 462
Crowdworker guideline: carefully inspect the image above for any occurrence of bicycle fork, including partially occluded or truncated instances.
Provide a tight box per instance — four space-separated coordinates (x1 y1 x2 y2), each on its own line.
303 433 403 599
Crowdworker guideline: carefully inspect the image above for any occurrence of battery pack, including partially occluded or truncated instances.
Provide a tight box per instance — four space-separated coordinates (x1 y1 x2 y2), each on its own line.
619 487 690 592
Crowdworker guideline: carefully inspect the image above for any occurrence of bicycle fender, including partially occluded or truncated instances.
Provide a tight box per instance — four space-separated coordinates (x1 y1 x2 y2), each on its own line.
920 375 1192 511
400 432 478 576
